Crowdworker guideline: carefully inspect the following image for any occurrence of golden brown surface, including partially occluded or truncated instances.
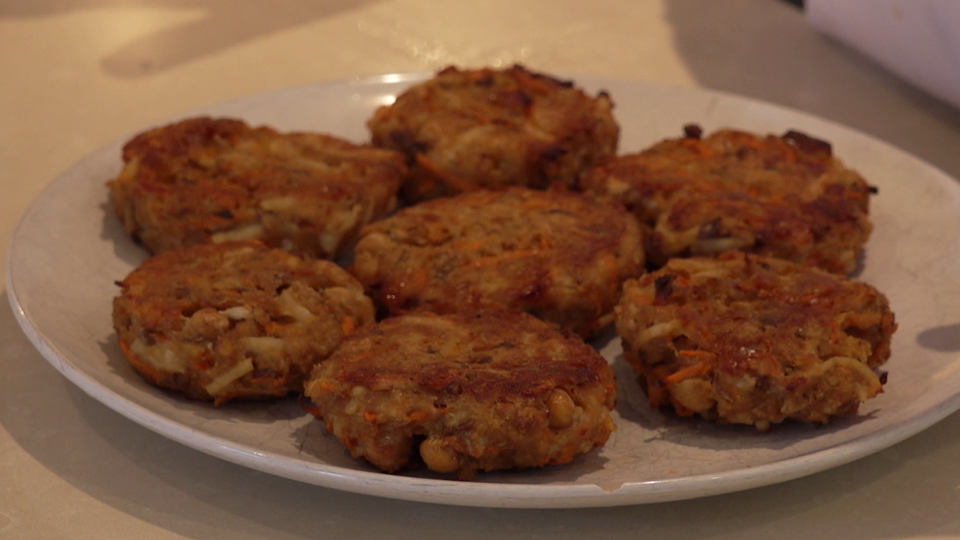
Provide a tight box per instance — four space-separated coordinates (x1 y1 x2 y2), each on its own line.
368 64 619 202
579 125 874 274
615 251 896 431
304 310 617 479
108 116 406 258
351 187 645 338
112 240 375 405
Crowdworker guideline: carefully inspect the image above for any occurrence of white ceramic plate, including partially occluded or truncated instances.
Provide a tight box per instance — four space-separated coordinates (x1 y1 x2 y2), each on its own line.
8 74 960 509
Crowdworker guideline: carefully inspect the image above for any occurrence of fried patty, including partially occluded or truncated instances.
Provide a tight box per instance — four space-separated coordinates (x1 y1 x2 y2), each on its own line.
350 187 645 338
112 240 376 405
579 125 874 274
304 310 617 479
108 116 406 258
614 251 896 431
368 64 619 202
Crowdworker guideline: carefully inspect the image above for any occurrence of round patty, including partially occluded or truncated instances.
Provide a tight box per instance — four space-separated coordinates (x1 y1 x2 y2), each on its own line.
579 125 874 274
615 251 896 431
112 240 376 405
303 309 617 479
350 187 645 338
108 116 406 259
368 64 619 202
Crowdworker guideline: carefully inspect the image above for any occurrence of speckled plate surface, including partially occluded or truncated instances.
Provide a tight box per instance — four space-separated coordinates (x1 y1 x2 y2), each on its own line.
7 74 960 508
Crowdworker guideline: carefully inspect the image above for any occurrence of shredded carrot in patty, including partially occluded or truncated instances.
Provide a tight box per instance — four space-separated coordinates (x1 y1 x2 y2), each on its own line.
677 349 716 359
118 339 165 385
341 316 357 335
663 350 716 385
415 153 479 194
298 398 323 418
263 321 284 334
406 410 431 422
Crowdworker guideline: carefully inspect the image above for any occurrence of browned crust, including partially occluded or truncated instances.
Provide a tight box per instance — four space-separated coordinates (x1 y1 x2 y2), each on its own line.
368 64 619 202
578 125 874 274
304 310 617 479
350 187 645 338
614 251 897 430
112 240 375 404
107 116 407 258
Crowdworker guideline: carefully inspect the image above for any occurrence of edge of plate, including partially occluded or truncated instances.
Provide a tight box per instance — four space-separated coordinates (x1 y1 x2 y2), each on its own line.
6 73 960 508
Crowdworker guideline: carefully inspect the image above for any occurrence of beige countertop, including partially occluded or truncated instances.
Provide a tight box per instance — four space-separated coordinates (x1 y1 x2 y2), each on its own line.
3 1 960 538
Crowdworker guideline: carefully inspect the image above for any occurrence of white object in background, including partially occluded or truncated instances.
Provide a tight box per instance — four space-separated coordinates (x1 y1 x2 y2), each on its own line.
807 0 960 109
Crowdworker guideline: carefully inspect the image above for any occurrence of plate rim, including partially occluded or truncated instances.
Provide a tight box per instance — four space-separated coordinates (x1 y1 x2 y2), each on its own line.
7 72 960 508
